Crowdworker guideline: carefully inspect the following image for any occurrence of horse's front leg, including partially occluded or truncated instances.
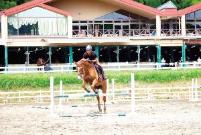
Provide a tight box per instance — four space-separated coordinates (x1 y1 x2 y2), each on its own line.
91 80 102 112
82 81 90 93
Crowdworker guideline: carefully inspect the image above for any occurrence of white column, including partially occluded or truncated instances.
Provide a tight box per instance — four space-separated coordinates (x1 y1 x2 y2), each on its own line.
181 15 186 37
156 15 161 37
67 16 72 38
1 15 8 44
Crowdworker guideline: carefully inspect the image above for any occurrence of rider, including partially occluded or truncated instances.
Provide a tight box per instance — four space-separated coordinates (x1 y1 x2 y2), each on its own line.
83 45 106 80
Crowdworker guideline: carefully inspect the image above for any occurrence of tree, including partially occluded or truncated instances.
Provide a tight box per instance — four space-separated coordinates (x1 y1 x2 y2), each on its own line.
0 0 28 10
172 0 192 9
191 0 201 4
136 0 196 9
0 0 16 9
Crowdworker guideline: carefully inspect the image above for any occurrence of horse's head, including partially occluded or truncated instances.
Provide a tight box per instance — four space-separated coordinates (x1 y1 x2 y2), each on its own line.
74 59 93 80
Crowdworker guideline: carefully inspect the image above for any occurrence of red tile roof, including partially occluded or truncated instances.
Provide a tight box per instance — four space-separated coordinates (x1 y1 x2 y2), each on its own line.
1 0 161 17
2 0 52 16
160 9 179 17
178 3 201 16
1 0 201 18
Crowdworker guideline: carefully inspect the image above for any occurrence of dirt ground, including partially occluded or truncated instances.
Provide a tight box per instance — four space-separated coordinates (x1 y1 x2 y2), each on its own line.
1 101 201 135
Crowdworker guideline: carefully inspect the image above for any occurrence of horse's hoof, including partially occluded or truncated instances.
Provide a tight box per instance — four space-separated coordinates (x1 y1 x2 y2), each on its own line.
104 110 106 114
85 89 90 93
99 109 102 113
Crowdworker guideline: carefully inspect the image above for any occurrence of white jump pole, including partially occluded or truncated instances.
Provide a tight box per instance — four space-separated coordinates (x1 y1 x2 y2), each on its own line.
50 76 54 115
112 79 115 102
131 73 135 114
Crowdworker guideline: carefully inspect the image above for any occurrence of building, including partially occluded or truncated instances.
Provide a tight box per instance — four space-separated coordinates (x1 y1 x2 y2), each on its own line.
0 0 201 66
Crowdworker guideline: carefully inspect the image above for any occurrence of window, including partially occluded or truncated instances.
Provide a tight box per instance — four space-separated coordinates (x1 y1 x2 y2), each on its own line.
8 7 68 36
186 12 195 21
195 10 201 21
95 10 145 21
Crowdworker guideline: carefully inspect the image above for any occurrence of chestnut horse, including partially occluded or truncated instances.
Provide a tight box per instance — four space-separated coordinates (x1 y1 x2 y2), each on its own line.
75 59 107 113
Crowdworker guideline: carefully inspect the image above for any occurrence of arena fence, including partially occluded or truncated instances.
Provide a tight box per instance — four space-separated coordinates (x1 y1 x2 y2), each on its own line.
0 78 200 105
1 62 201 74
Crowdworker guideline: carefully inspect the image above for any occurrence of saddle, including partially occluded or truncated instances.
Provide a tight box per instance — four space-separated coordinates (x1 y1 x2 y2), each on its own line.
93 64 106 81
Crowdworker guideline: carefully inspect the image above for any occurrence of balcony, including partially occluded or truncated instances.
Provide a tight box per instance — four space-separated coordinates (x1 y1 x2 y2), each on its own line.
72 29 157 38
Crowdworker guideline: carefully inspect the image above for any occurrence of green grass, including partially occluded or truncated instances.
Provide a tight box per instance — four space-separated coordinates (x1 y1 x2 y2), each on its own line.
0 69 201 91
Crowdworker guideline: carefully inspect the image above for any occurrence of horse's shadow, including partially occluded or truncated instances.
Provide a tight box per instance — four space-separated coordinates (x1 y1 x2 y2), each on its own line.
60 111 106 118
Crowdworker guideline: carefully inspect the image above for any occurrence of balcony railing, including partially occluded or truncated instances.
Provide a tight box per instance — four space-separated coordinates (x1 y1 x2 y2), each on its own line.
186 29 201 36
72 29 156 38
161 29 181 37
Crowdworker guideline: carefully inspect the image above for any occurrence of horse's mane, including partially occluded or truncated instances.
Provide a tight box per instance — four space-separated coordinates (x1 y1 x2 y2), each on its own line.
79 59 94 69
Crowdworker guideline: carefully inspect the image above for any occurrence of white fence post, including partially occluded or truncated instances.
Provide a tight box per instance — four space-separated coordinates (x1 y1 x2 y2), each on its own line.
107 79 109 102
59 80 63 110
195 78 198 101
190 78 194 101
50 77 54 115
112 79 115 102
131 73 135 114
190 78 199 102
39 90 42 102
18 91 21 103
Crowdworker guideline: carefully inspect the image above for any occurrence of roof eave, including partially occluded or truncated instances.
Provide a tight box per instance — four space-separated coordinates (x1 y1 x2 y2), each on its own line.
3 0 52 16
178 3 201 16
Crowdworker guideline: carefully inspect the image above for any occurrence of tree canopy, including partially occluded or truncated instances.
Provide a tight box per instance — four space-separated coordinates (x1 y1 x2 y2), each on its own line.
0 0 27 10
0 0 201 10
136 0 201 9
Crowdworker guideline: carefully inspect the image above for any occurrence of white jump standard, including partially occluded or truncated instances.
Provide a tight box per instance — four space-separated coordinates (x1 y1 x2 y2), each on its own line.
49 73 136 117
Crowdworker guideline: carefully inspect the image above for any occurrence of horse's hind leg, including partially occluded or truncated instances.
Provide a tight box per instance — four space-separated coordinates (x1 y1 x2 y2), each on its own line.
96 95 102 112
91 80 102 112
102 80 107 113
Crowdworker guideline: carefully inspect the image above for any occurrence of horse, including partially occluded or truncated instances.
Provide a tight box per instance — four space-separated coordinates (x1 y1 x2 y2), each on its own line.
75 59 107 113
36 58 49 71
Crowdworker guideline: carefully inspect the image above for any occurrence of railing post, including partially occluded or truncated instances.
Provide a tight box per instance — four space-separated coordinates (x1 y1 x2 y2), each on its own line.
95 46 99 59
156 45 161 68
116 46 119 63
4 46 8 70
181 44 186 67
48 47 52 66
137 45 141 69
69 47 73 65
